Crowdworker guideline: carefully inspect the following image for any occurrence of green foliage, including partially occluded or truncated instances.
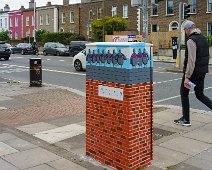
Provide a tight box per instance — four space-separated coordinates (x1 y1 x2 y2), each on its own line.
207 36 212 46
41 32 86 45
91 16 128 41
0 30 11 42
35 29 47 43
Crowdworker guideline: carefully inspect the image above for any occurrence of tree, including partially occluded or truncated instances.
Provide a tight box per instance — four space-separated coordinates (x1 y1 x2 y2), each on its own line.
91 16 128 41
0 30 11 42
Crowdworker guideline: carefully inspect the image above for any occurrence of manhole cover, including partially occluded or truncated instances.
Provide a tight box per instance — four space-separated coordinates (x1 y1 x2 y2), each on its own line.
154 127 175 140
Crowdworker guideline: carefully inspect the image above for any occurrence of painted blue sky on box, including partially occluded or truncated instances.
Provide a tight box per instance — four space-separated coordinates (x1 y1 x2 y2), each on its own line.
86 42 153 69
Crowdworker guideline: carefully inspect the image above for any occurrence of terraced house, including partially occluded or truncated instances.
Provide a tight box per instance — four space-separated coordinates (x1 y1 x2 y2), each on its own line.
0 4 10 33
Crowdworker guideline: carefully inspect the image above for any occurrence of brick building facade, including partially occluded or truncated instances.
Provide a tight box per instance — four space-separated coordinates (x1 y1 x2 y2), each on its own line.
61 0 212 40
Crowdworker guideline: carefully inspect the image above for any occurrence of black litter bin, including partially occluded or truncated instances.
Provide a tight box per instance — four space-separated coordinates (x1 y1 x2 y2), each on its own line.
30 58 42 87
171 36 178 59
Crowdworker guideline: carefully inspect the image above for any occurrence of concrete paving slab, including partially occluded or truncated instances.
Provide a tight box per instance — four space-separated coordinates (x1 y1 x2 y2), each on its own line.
0 106 7 110
159 136 212 156
5 138 38 151
170 163 203 170
0 96 12 101
34 124 86 144
2 147 61 169
189 147 212 162
0 142 18 156
151 146 190 169
183 123 212 144
154 109 180 121
47 158 88 170
191 113 212 123
17 122 58 135
185 156 212 170
0 133 17 142
153 117 169 125
0 158 19 170
25 164 56 170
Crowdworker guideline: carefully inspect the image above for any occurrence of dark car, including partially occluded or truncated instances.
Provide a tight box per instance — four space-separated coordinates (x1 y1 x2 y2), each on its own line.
11 43 35 55
0 42 11 60
69 41 89 57
43 42 69 56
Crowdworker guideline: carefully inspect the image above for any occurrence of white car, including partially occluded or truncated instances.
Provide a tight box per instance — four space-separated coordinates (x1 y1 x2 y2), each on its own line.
73 49 86 71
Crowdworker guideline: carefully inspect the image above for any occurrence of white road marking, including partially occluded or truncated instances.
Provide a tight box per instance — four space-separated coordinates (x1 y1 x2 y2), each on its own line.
154 78 182 84
59 60 64 61
155 87 212 103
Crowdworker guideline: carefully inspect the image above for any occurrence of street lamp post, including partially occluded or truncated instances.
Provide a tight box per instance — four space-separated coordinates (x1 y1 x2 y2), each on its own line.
33 0 36 43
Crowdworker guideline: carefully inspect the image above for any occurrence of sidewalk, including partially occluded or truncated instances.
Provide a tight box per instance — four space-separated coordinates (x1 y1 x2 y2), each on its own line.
0 81 211 170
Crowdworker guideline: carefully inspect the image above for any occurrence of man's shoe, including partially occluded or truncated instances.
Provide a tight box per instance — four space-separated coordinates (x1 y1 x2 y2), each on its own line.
174 117 191 127
174 117 184 125
181 120 191 127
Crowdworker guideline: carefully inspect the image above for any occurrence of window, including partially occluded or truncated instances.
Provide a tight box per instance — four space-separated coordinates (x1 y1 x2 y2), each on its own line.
123 5 128 18
89 10 93 20
151 0 158 16
40 15 43 25
26 16 29 26
112 6 117 17
62 13 66 23
0 19 2 27
208 23 212 36
15 32 18 39
208 0 212 12
10 18 12 27
97 8 102 19
166 0 173 15
70 28 75 33
152 24 158 32
32 16 35 26
70 11 74 23
169 21 179 31
5 18 7 27
15 17 18 27
188 0 196 13
46 14 50 25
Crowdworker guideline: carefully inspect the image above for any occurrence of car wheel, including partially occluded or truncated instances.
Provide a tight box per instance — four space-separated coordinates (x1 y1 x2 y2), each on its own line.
21 50 25 55
43 51 47 56
74 60 83 71
4 56 9 60
56 51 60 56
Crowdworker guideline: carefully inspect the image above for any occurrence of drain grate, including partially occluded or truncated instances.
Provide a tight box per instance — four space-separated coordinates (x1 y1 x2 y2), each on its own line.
154 127 175 140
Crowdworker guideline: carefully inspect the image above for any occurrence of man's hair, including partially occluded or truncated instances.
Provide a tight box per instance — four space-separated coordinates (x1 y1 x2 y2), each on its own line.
184 20 196 29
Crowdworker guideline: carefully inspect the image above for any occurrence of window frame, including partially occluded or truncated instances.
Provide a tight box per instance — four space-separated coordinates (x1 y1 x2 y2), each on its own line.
62 12 66 23
15 17 18 27
10 18 13 27
166 0 174 15
123 5 128 18
188 0 196 13
151 0 158 16
46 14 50 25
26 16 29 26
207 22 212 36
112 6 117 17
207 0 212 12
70 11 74 23
39 15 43 25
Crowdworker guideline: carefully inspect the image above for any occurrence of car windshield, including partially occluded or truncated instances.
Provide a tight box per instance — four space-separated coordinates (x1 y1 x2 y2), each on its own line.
56 43 65 48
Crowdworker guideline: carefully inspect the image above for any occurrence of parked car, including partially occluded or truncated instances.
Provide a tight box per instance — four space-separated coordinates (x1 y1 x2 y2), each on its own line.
69 41 88 57
43 42 69 56
11 43 35 55
0 41 11 60
73 49 86 71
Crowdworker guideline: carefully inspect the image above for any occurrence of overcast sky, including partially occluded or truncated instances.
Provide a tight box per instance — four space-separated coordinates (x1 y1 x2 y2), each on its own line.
0 0 81 11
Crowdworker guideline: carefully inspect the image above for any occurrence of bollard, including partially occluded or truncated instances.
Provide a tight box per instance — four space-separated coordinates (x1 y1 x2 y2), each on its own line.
86 42 153 170
29 58 42 87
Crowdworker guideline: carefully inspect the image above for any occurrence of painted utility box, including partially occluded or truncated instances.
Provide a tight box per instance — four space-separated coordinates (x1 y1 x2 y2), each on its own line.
86 42 153 170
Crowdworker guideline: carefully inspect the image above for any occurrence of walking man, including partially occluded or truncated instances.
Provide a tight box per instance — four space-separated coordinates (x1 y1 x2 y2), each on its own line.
174 20 212 127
